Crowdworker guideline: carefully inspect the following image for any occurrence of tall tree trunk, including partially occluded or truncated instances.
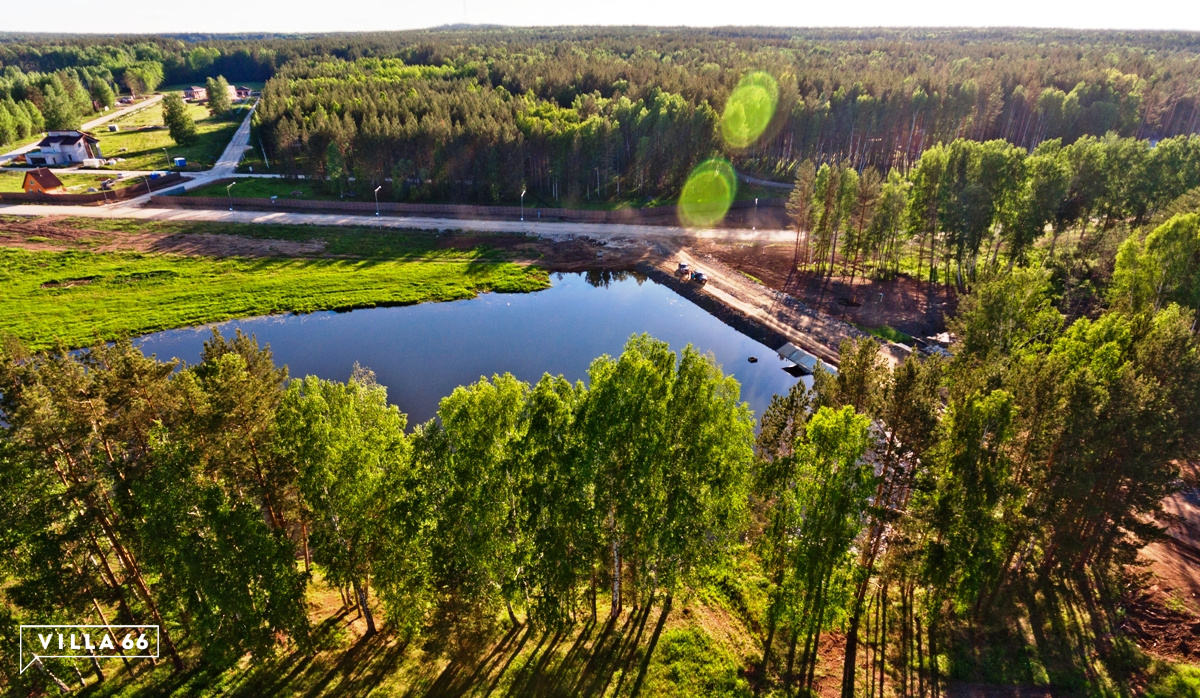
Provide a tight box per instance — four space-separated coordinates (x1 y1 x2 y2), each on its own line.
611 539 622 618
353 578 376 636
879 580 889 698
34 658 73 694
785 629 799 693
50 452 184 671
841 573 875 697
301 519 312 575
916 615 926 697
506 599 519 629
90 597 135 677
930 616 940 698
89 647 105 683
590 567 598 622
760 544 789 673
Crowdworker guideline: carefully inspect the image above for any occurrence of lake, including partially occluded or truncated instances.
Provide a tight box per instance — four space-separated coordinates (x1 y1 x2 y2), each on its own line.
135 271 805 426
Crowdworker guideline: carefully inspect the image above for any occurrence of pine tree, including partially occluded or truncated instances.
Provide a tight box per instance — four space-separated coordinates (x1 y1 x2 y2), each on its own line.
89 79 116 110
40 79 80 130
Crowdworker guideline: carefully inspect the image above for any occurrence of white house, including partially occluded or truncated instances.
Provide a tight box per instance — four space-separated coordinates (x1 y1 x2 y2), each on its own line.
28 131 103 166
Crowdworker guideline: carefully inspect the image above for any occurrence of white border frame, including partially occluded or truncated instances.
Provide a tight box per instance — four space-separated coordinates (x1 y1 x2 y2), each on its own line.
19 625 159 673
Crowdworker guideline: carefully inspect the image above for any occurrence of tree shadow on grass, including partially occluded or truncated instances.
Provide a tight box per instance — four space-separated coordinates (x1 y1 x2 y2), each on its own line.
101 600 677 698
953 573 1142 696
393 602 670 698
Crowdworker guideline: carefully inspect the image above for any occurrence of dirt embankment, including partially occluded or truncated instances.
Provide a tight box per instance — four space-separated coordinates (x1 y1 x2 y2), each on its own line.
1128 459 1200 662
641 248 878 366
689 238 957 340
0 216 659 270
0 215 326 256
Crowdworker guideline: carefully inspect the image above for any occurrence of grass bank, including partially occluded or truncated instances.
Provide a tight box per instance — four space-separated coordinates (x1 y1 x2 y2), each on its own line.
0 171 141 193
0 224 548 350
185 177 786 210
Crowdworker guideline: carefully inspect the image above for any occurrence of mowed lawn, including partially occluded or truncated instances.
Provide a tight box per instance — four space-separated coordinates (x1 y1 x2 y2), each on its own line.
95 98 249 172
0 247 548 350
187 176 342 200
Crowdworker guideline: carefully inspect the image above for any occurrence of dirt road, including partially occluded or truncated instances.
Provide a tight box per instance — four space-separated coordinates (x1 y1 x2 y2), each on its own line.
652 250 910 367
0 201 798 244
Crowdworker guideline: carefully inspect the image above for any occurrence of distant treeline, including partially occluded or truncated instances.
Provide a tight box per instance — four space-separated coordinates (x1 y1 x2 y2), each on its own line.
243 28 1200 204
7 28 1200 196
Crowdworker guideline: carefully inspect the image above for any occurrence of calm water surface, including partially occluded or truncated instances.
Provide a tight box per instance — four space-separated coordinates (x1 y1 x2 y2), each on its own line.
135 272 804 425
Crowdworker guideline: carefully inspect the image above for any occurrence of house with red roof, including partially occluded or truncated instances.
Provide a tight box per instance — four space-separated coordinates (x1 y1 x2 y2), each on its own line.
22 168 64 194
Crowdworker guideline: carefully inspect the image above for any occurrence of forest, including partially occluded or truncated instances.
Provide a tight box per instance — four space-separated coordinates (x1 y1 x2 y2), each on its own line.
2 26 1200 696
8 27 1200 203
242 28 1200 206
1 208 1198 694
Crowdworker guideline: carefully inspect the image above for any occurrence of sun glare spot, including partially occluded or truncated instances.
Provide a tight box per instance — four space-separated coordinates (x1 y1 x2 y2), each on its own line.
720 71 779 150
678 158 737 228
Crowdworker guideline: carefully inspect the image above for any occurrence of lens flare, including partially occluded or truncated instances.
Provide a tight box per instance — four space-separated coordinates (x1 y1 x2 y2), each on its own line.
678 159 737 229
720 71 779 150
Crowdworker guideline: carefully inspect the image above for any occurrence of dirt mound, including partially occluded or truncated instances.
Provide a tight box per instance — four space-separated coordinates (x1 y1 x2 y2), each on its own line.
1123 586 1200 662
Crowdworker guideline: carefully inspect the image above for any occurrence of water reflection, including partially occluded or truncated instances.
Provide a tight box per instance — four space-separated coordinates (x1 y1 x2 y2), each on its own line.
135 272 806 426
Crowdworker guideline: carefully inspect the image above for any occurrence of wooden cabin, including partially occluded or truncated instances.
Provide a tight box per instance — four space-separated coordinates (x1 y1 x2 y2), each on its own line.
23 168 64 194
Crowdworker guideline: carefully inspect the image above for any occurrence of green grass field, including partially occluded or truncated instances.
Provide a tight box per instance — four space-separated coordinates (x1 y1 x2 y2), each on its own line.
0 171 141 193
96 100 248 172
0 224 548 350
186 176 341 200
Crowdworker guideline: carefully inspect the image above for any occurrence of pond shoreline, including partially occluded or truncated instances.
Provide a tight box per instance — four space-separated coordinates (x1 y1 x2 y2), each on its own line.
133 272 807 424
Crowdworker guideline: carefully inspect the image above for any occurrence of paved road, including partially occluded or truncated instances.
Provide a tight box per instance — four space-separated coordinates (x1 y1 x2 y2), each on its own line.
0 201 796 243
110 100 259 207
82 94 164 131
0 96 164 162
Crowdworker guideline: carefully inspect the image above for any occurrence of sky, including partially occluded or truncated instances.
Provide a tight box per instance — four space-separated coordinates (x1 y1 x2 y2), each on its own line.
5 0 1200 34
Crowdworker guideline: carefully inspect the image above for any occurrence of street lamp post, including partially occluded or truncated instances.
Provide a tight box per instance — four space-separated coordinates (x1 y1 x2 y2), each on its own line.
227 182 236 211
754 197 758 231
520 187 526 221
374 185 382 216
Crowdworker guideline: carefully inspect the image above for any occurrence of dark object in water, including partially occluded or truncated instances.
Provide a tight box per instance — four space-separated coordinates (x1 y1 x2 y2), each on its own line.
748 356 758 363
782 363 808 377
